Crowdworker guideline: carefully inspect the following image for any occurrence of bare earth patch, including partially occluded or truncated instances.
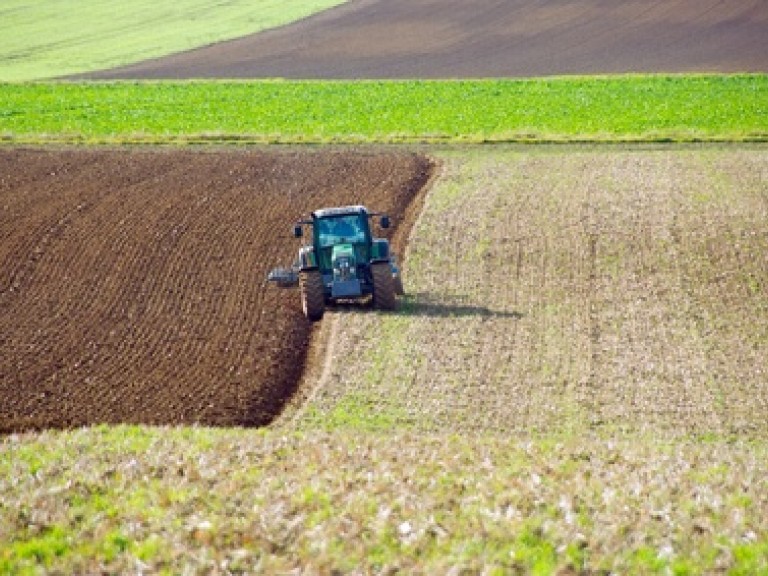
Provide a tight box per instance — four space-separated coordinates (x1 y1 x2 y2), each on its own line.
85 0 768 79
290 145 768 439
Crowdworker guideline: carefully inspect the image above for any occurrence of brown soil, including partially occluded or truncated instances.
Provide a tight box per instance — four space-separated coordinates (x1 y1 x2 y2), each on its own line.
0 147 433 433
83 0 768 79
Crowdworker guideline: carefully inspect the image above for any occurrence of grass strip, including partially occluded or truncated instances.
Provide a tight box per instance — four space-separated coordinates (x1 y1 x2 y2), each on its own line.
0 0 347 82
2 426 767 574
1 75 766 144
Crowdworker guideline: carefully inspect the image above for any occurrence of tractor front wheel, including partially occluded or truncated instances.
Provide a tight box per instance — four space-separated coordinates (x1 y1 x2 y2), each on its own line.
300 270 325 321
371 262 397 310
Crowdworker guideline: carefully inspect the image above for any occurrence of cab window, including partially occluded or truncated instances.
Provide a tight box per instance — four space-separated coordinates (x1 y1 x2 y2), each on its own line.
317 215 366 247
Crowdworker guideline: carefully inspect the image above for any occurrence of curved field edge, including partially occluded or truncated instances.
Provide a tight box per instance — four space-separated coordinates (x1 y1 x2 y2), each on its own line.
0 0 348 82
0 147 434 433
1 75 767 144
1 425 766 574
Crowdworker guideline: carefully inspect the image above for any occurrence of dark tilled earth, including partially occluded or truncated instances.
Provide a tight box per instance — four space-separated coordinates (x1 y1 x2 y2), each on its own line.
83 0 768 79
0 148 433 433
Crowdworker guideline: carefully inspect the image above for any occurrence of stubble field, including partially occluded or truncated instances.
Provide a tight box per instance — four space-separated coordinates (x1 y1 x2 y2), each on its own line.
290 146 768 439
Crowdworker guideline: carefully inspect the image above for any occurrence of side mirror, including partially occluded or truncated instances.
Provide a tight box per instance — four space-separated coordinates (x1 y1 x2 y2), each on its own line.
293 224 303 238
380 215 390 229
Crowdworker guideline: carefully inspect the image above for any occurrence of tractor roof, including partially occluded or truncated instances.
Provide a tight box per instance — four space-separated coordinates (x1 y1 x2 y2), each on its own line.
312 205 369 219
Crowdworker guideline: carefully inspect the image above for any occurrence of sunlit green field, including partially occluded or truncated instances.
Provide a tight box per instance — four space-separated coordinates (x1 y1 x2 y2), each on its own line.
2 75 766 144
3 425 767 574
0 0 347 81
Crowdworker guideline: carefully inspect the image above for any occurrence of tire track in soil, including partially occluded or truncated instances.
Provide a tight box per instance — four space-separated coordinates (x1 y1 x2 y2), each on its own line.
279 157 442 427
0 147 434 433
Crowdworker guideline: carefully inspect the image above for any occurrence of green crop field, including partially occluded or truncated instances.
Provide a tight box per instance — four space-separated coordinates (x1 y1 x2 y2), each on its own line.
2 425 767 575
1 75 766 144
0 0 346 82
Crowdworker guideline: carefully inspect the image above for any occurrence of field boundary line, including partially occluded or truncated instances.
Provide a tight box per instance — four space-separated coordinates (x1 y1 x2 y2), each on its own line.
400 157 445 267
276 157 444 429
284 314 340 427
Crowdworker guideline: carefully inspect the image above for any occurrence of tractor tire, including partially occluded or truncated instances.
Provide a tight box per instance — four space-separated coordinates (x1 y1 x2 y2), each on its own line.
394 274 405 296
371 262 397 311
300 270 325 321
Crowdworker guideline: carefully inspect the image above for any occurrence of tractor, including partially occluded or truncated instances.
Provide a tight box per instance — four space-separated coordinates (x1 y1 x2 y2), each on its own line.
267 205 404 321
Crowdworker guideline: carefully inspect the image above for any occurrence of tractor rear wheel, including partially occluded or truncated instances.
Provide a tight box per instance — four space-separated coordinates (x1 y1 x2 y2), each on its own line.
371 262 397 310
394 274 405 296
300 270 325 321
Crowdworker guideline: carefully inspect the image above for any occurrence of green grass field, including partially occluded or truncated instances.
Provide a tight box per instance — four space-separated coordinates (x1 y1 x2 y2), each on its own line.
0 0 346 82
1 75 766 144
3 425 767 574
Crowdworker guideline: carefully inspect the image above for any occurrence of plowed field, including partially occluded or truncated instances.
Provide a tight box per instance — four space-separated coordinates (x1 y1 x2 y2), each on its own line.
0 148 433 433
85 0 768 79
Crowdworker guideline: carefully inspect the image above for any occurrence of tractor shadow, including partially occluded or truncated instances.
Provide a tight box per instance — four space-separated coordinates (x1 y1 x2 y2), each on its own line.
325 293 523 319
396 292 524 319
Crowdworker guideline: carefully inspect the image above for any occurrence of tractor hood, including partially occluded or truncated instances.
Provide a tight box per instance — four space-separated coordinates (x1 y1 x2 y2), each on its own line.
331 243 355 262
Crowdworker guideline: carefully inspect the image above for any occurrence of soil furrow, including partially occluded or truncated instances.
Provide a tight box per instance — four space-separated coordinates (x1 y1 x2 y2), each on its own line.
0 147 434 433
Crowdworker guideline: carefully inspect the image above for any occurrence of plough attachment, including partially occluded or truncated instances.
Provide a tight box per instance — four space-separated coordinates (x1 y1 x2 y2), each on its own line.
267 267 299 288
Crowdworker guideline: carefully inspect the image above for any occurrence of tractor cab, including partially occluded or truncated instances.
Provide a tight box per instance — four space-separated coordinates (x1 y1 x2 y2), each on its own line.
313 209 372 275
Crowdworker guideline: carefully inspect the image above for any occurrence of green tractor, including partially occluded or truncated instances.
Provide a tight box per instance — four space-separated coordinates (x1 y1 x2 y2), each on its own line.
268 205 404 321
